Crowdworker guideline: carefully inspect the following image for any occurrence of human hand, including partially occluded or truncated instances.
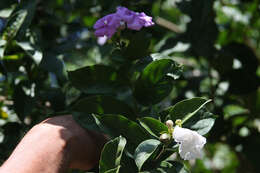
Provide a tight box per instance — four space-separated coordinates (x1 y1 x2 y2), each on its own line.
41 115 108 170
0 115 107 173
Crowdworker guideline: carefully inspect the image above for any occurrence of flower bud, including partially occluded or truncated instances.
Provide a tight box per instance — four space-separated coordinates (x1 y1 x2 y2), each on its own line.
175 119 182 126
165 120 174 129
159 133 170 142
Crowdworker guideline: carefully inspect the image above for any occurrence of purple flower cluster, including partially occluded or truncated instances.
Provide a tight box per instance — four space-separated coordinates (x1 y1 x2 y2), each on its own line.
94 6 154 38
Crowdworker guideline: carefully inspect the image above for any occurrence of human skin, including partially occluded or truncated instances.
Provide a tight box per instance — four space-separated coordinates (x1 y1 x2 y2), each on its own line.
0 115 107 173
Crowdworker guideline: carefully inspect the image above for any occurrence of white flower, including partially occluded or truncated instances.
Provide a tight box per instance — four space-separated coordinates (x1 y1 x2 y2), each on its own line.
172 126 206 160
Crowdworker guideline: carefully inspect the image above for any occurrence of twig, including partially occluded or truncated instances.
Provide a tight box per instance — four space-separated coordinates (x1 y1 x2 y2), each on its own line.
155 17 183 33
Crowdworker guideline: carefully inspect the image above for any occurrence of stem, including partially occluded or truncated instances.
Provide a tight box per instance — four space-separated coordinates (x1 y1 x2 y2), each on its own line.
155 145 165 161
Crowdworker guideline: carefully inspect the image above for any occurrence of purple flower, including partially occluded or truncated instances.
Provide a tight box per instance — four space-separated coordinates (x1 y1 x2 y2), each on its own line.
94 6 154 38
116 7 136 25
136 12 154 27
116 7 154 30
94 14 121 38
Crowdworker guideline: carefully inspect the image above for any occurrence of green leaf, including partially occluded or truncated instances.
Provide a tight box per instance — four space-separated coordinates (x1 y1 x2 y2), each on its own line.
155 161 189 173
68 65 128 95
141 161 189 173
3 0 37 40
159 98 215 135
72 112 102 132
98 114 150 152
99 136 126 173
123 31 151 60
223 104 249 119
182 109 216 135
119 152 139 173
134 139 161 171
0 7 14 18
0 39 6 58
167 97 211 123
104 166 121 173
139 117 168 138
133 59 182 106
3 10 27 40
170 161 189 173
16 30 42 65
71 95 136 120
16 41 42 64
40 52 65 74
13 83 35 121
140 59 180 85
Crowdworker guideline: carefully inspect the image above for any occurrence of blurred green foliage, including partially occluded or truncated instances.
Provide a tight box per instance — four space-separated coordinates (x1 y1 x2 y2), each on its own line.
0 0 260 173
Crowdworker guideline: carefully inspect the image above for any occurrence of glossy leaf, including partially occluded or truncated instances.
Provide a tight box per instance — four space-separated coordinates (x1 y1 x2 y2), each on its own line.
72 112 102 132
166 97 211 123
141 161 189 173
71 95 136 120
39 53 66 84
68 65 128 95
104 166 121 173
119 152 139 173
97 114 150 152
182 109 216 135
0 39 6 58
134 139 161 171
139 117 168 138
151 161 189 173
123 31 151 60
3 0 37 40
13 83 35 121
16 30 42 65
134 59 182 105
99 136 126 173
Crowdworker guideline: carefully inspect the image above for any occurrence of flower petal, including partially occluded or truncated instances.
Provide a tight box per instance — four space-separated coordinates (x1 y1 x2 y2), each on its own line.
93 6 154 38
173 126 206 160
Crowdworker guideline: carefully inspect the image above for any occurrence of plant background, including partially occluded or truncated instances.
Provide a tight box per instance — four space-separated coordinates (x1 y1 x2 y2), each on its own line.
0 0 260 173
